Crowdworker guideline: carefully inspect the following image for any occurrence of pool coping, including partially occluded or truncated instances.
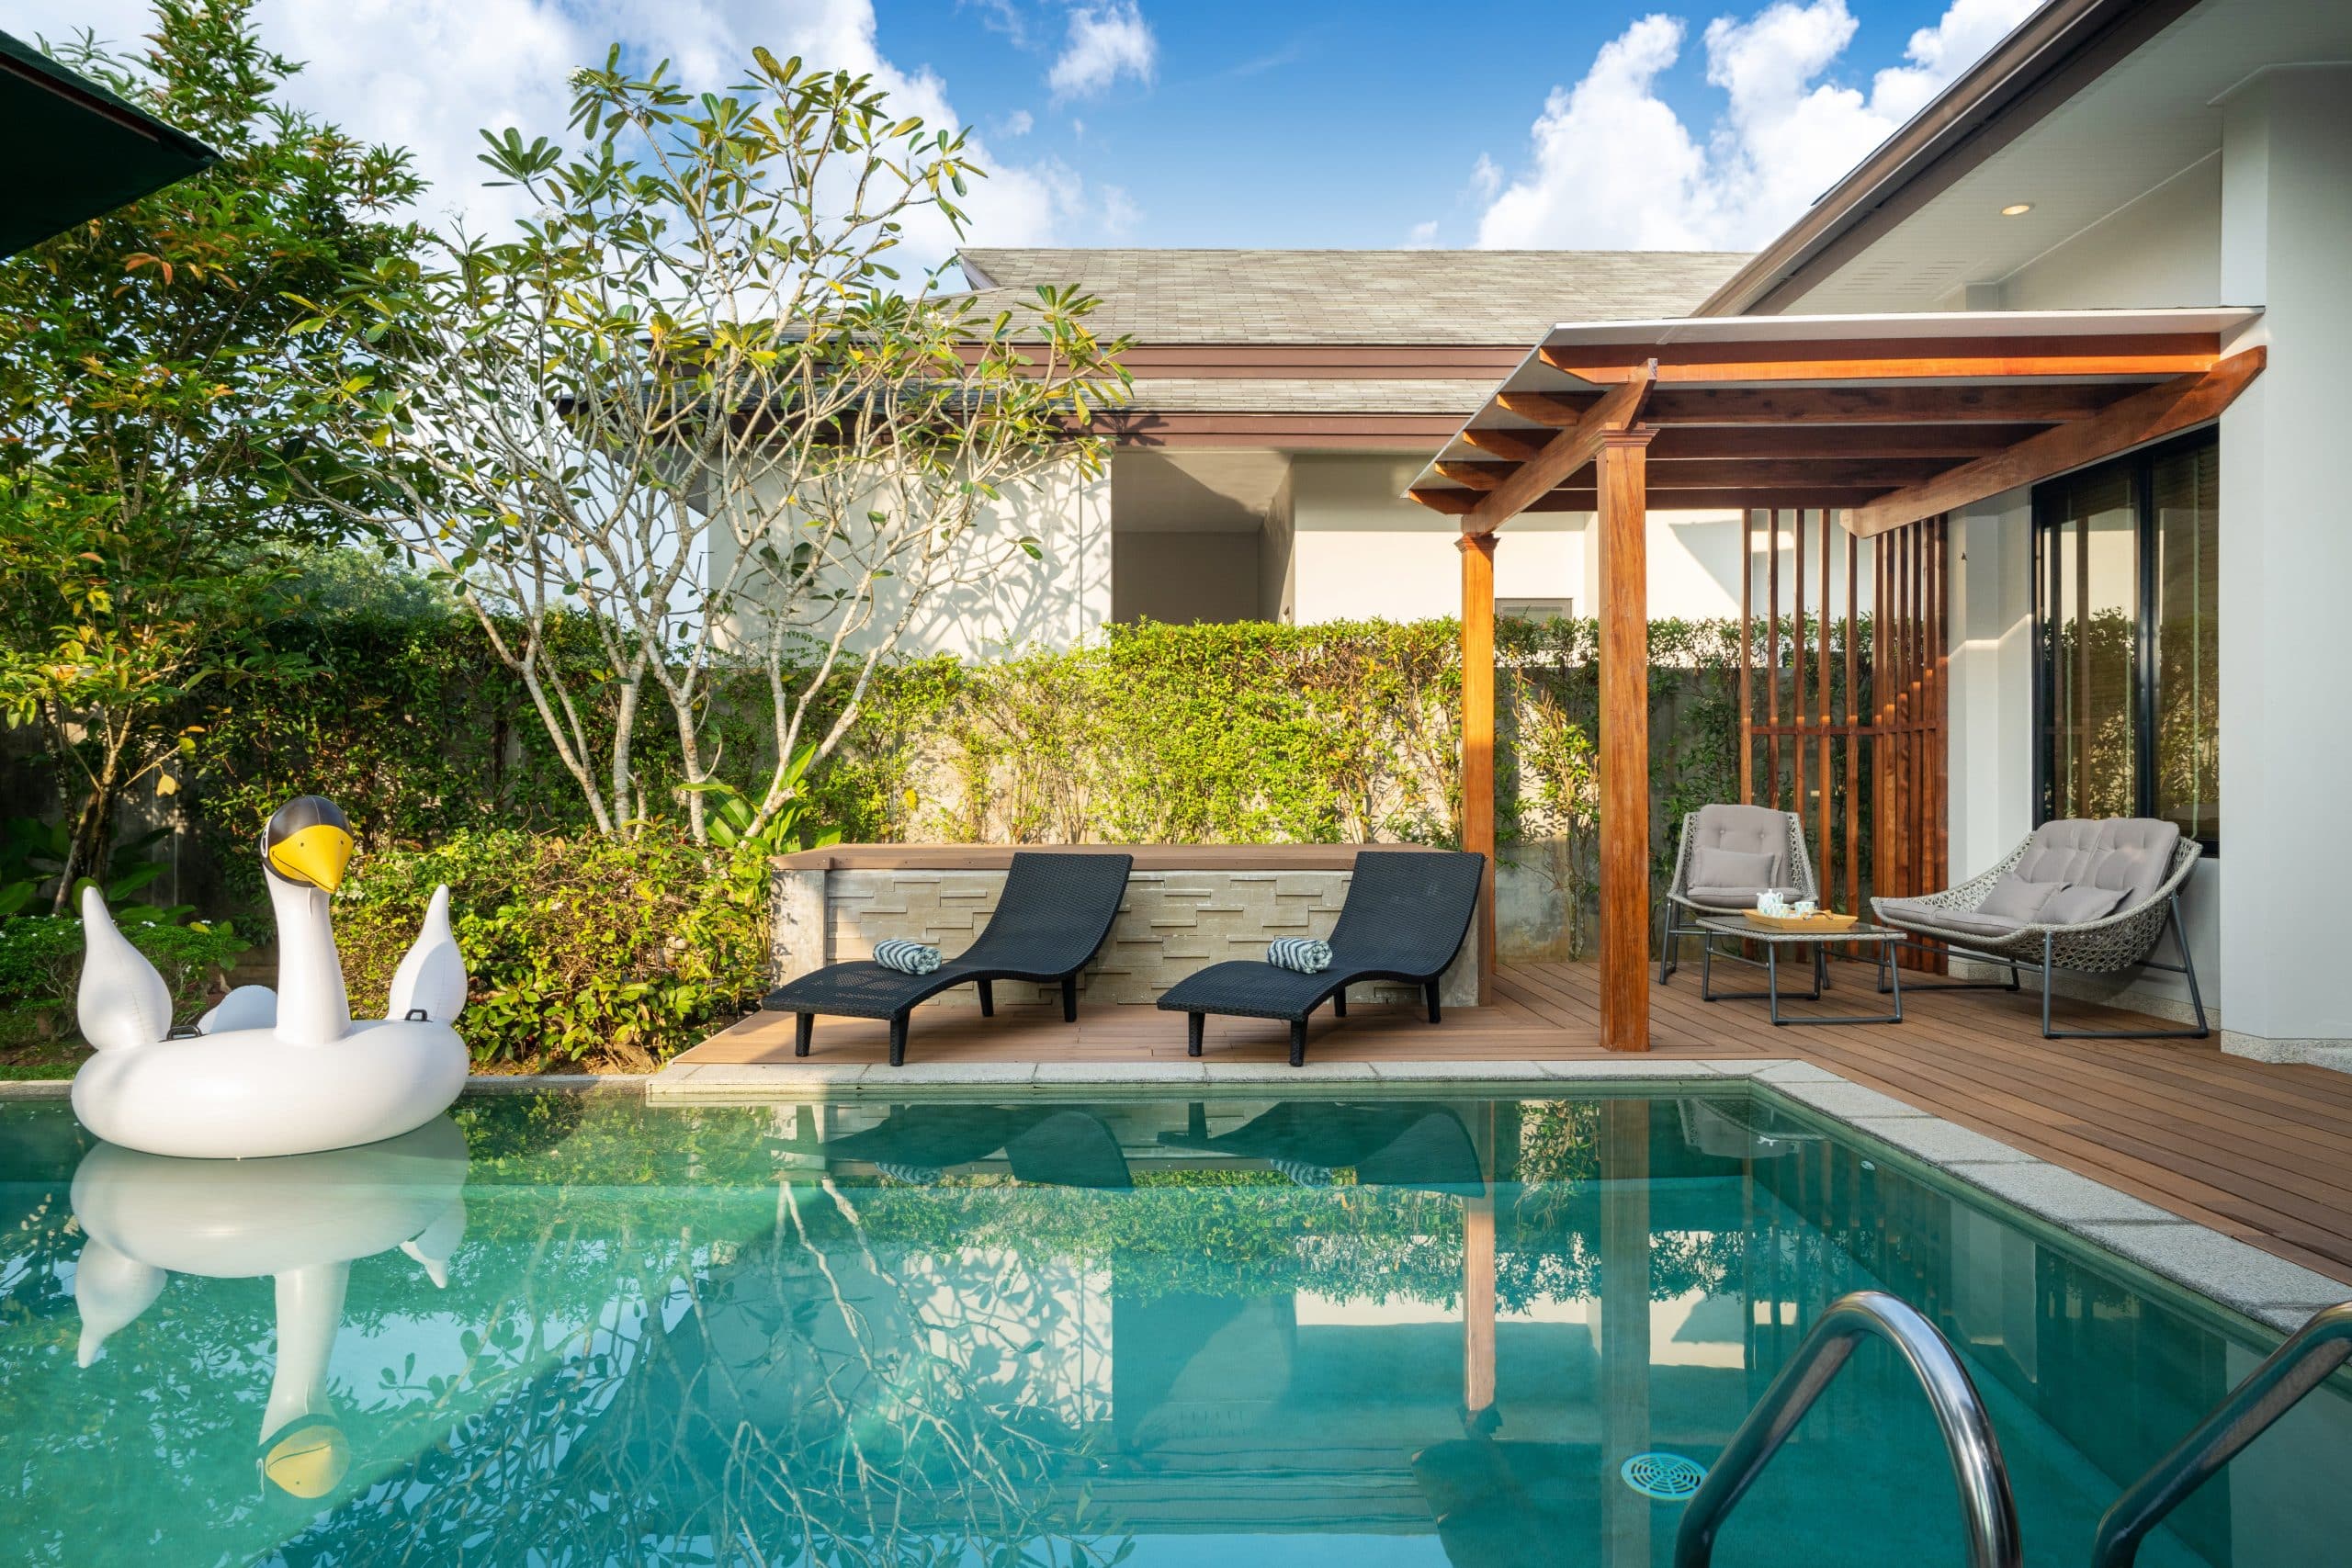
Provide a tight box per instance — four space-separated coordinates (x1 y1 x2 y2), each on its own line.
12 1059 2342 1334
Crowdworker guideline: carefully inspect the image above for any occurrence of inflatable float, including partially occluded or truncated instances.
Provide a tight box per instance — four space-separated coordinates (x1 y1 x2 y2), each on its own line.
72 795 469 1159
70 1117 469 1498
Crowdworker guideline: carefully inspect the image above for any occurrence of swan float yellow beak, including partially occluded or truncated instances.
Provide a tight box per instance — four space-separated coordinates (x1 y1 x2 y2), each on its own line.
263 796 355 892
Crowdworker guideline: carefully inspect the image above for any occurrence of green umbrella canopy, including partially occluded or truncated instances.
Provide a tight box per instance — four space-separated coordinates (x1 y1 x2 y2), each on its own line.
0 28 219 257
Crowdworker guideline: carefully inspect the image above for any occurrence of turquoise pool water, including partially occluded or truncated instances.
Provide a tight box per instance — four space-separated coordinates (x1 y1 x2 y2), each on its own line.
0 1088 2345 1566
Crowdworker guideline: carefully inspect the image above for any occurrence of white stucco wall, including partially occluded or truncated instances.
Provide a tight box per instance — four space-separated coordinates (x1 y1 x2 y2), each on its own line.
2213 65 2352 1062
715 460 1112 659
1284 453 1767 626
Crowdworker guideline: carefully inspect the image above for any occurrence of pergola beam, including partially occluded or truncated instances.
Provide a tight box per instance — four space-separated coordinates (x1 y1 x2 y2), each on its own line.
1463 365 1655 535
1540 333 2218 383
1849 346 2267 536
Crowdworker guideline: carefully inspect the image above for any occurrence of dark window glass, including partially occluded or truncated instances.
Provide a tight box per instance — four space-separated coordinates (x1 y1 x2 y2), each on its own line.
2033 431 2220 850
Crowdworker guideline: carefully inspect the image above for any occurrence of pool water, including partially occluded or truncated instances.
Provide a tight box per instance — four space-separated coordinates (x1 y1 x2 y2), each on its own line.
1 1089 2346 1566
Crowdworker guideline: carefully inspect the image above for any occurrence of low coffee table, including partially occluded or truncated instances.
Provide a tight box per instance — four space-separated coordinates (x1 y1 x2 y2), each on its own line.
1691 914 1905 1025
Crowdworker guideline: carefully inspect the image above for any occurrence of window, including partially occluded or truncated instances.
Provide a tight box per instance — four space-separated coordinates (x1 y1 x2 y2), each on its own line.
1498 597 1574 621
2032 429 2220 849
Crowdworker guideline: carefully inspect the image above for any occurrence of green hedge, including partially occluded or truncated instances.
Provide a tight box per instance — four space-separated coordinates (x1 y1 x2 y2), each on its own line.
334 829 770 1069
0 917 249 1021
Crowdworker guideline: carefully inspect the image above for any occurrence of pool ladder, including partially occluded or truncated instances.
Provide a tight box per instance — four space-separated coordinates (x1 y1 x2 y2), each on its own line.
1677 1292 2352 1568
1675 1290 2022 1568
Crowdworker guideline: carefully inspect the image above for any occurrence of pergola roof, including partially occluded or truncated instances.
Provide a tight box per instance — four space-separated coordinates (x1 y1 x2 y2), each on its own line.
0 29 219 256
1406 307 2263 536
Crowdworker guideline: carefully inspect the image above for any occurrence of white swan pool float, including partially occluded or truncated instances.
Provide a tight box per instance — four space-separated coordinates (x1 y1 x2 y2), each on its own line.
72 795 469 1159
71 1117 469 1497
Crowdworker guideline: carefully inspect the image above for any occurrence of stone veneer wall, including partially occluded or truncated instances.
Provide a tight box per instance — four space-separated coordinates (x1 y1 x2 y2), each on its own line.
772 863 1479 1010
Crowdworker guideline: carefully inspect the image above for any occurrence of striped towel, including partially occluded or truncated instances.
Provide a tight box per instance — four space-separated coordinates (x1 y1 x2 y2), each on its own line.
873 939 942 975
1266 937 1332 974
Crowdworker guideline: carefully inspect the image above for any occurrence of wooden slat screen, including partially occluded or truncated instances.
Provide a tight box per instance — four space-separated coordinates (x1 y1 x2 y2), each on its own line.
1738 508 1949 970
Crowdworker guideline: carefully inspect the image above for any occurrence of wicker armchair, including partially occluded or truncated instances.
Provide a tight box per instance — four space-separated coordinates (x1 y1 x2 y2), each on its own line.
1870 824 2206 1040
1658 805 1820 986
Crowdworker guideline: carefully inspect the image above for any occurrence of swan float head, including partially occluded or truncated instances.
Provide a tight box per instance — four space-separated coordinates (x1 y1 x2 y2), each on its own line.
262 795 355 894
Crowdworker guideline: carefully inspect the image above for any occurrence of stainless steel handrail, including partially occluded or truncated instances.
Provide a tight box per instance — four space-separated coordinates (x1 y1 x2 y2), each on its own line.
1674 1289 2022 1568
2092 1300 2352 1568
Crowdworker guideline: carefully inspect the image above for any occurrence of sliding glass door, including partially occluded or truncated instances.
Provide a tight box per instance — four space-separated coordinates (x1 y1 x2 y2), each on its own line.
2033 429 2220 849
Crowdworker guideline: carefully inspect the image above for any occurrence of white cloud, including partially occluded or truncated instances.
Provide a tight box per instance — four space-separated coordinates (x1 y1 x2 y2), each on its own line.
1403 220 1442 249
1048 2 1156 100
23 0 1089 266
1100 185 1141 236
1474 0 2039 250
999 107 1035 137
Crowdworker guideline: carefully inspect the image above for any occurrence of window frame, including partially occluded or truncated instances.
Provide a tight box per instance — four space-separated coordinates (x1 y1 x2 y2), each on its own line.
2030 424 2220 852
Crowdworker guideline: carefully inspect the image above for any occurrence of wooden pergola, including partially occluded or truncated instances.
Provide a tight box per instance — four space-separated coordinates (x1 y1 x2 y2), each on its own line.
1407 308 2263 1051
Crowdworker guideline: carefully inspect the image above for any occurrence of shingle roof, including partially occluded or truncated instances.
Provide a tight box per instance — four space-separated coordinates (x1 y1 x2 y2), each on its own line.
956 248 1753 346
1115 378 1487 414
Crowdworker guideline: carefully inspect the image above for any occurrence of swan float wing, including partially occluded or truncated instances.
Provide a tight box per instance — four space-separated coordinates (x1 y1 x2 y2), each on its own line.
386 885 467 1023
75 886 173 1052
198 985 277 1034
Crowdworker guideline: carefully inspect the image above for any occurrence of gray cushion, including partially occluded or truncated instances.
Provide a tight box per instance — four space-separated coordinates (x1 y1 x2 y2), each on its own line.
2013 818 2180 909
1978 875 2063 922
1689 846 1779 892
1685 884 1804 912
2041 883 2127 925
1688 804 1792 888
1875 897 2027 941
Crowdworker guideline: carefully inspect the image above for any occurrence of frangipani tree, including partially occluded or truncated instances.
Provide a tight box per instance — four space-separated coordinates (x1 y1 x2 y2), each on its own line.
291 48 1130 841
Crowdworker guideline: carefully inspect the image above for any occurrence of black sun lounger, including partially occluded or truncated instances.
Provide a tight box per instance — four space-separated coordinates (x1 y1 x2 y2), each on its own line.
761 850 1132 1066
1155 847 1484 1066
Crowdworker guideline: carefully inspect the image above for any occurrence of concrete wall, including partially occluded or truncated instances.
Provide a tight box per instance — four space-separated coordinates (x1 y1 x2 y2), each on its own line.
715 459 1112 659
2213 66 2352 1064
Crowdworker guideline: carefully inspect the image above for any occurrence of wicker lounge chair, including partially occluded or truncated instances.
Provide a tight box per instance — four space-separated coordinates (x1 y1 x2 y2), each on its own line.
1155 848 1485 1066
1658 804 1820 986
1869 818 2207 1039
761 850 1132 1066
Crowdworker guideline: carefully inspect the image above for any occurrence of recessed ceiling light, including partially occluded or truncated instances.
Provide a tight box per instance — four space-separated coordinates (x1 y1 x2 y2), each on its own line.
2000 202 2033 217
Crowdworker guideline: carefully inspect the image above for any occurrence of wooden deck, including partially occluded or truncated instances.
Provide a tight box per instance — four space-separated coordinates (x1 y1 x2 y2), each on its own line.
679 959 2352 1287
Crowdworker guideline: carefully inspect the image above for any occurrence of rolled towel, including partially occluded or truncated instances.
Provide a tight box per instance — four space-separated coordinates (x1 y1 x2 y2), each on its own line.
873 939 943 975
1266 937 1332 974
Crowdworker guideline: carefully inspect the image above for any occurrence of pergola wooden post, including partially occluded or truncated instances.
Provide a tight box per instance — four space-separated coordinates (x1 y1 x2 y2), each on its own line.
1414 311 2264 1054
1458 534 1498 1006
1595 431 1654 1052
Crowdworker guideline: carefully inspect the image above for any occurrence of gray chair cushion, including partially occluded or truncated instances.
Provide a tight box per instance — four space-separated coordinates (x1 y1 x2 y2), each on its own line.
1978 876 2063 922
1689 846 1779 892
1689 804 1791 888
2013 818 2180 910
2041 883 2127 924
1685 884 1804 912
1875 897 2027 941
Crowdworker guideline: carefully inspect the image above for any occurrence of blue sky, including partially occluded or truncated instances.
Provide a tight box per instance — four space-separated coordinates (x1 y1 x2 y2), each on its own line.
873 0 1984 249
30 0 2040 260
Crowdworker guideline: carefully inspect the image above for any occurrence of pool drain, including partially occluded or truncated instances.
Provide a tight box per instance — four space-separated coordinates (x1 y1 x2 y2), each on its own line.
1621 1451 1708 1501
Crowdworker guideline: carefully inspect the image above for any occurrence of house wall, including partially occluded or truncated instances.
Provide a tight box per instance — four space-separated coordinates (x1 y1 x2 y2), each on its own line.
1285 453 1757 626
1112 533 1262 624
715 459 1112 659
2212 65 2352 1064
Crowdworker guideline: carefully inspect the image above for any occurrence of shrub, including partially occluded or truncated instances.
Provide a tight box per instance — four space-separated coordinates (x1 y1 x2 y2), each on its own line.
0 916 250 1022
334 829 770 1070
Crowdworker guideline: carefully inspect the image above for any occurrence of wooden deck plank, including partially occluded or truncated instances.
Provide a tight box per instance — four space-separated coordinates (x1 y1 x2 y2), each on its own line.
675 958 2352 1284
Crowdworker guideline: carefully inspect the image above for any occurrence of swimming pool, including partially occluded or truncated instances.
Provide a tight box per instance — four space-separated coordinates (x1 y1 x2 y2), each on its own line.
0 1087 2345 1565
